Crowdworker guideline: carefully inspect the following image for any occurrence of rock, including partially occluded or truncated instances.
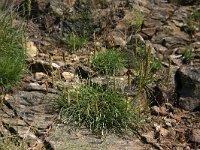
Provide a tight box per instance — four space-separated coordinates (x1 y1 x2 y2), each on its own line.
151 106 168 116
141 27 157 38
151 24 191 49
7 90 58 127
47 124 147 150
163 117 177 127
24 83 58 94
175 66 200 111
108 31 127 47
35 72 48 80
29 60 60 75
159 127 169 137
62 72 75 81
178 0 198 5
150 85 174 106
153 44 168 54
150 9 170 21
0 89 57 149
75 65 93 79
26 41 38 58
51 62 60 69
172 20 186 28
175 128 186 143
141 131 156 144
143 18 163 28
190 129 200 143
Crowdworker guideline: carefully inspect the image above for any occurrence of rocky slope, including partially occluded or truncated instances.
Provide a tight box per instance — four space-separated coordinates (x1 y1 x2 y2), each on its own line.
0 0 200 149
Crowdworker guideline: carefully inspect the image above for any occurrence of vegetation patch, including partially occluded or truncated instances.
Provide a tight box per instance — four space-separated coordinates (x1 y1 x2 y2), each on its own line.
91 49 125 75
58 85 141 135
66 32 87 51
181 46 194 64
130 43 162 92
0 10 26 90
129 9 144 33
186 7 200 34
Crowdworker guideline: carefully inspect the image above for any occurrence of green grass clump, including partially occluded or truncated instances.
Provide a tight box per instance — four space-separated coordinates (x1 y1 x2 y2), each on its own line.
133 44 162 93
181 46 194 64
191 8 200 21
58 85 139 135
0 10 25 90
91 49 125 75
66 32 87 51
185 7 200 34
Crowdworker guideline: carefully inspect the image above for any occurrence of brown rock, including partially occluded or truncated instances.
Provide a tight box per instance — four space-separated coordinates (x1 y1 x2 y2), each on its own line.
151 106 168 116
35 72 48 80
160 127 169 137
143 18 163 28
190 129 200 143
142 27 157 38
62 72 75 81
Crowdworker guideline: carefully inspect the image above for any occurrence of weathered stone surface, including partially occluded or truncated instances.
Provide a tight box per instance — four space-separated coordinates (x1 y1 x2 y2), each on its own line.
175 66 200 111
62 71 75 81
47 125 147 150
0 86 58 149
35 72 48 80
172 7 189 28
190 129 200 143
142 27 157 38
143 18 163 28
8 90 58 128
151 24 191 49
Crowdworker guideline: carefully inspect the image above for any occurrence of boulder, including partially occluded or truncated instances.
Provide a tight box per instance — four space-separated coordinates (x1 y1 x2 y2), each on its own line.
175 66 200 111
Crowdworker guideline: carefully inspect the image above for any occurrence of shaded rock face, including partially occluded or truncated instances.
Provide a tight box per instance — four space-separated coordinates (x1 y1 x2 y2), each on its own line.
0 85 59 149
175 66 200 111
177 0 199 5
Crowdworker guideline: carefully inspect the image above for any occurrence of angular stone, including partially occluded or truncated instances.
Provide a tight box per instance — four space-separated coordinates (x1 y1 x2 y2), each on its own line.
62 72 75 81
175 66 200 111
142 27 157 38
143 18 163 28
151 24 191 49
35 72 48 80
108 31 127 47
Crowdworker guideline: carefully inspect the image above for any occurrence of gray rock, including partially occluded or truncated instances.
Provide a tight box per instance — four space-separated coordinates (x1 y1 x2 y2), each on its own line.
175 66 200 111
8 90 58 127
47 125 147 150
151 24 191 49
0 89 58 149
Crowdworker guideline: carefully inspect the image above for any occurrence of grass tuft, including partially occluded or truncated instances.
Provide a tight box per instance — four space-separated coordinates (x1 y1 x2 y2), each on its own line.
58 85 141 135
181 46 194 64
91 49 125 75
0 9 26 90
66 32 87 51
185 7 200 34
